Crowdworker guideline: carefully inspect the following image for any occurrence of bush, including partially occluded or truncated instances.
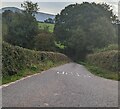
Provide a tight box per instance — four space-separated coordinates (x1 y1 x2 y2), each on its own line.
86 50 119 72
93 44 118 53
2 42 70 77
34 31 55 51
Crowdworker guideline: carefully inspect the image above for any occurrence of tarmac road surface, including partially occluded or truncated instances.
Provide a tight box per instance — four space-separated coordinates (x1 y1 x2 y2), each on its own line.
2 63 118 107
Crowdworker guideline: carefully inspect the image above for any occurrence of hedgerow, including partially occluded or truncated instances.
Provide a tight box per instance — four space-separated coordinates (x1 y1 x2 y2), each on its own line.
93 44 118 53
2 42 70 77
86 50 119 72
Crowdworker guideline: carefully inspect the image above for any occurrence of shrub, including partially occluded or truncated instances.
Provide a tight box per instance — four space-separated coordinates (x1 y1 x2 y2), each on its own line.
2 42 70 77
86 50 119 72
93 44 118 53
34 31 55 51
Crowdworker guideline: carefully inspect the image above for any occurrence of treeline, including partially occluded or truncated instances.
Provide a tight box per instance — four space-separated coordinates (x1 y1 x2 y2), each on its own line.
2 1 119 64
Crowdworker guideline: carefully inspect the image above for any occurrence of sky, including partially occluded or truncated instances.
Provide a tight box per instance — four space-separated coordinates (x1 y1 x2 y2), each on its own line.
1 0 119 15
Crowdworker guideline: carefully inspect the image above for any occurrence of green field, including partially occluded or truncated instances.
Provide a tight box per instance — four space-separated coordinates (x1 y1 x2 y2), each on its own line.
38 22 55 33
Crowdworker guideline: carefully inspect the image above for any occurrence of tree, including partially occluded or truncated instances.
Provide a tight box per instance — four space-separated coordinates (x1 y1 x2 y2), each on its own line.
54 2 117 60
21 1 39 15
44 18 55 24
2 7 39 49
89 17 117 48
65 27 87 61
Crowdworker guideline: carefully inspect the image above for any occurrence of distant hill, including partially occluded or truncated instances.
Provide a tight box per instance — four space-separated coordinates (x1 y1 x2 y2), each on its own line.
1 7 22 13
1 7 55 22
35 12 55 22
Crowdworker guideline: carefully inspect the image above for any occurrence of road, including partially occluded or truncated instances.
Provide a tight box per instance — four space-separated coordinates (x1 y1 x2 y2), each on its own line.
2 63 118 107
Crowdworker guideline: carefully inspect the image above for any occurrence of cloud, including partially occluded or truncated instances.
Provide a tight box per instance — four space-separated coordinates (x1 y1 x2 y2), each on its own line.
2 0 119 15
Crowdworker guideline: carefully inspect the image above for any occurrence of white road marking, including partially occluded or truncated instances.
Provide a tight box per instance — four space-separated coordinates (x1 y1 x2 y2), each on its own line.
54 93 59 96
57 72 59 74
44 103 49 106
57 71 83 77
84 75 91 78
77 73 80 76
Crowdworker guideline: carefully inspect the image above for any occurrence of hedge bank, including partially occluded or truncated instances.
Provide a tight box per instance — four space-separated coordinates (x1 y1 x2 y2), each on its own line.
2 42 70 77
86 50 119 72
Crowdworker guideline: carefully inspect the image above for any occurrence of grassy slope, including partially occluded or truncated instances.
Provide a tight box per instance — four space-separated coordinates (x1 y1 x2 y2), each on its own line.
84 44 119 81
38 22 54 33
79 62 119 81
86 64 119 81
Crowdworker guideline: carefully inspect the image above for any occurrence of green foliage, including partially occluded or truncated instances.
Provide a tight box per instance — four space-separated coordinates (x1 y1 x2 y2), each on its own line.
21 1 39 15
46 60 54 67
38 22 54 33
89 17 117 48
2 60 68 84
34 31 55 51
54 2 117 60
85 64 119 81
2 42 70 77
30 64 38 71
66 27 88 60
86 50 119 72
55 41 65 49
93 44 118 53
85 44 119 80
2 10 39 49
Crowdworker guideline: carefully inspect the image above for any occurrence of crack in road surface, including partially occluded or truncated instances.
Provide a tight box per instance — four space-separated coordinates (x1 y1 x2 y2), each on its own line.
2 63 118 107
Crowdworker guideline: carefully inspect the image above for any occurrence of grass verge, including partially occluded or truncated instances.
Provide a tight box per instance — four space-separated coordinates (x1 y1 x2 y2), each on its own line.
2 61 67 84
79 62 119 81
